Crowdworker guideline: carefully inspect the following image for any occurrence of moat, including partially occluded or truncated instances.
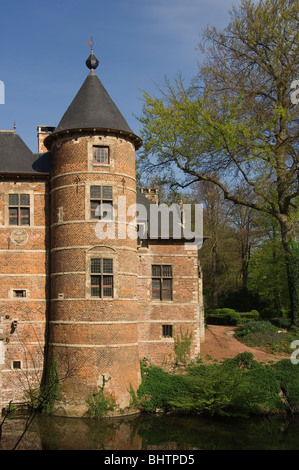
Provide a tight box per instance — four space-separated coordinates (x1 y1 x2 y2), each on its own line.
1 412 299 450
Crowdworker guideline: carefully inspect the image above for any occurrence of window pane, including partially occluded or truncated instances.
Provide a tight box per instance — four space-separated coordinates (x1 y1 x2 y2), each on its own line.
9 207 18 225
152 265 161 277
162 265 172 277
102 186 113 199
162 325 173 338
93 146 109 164
162 279 172 300
152 278 161 299
91 259 101 273
9 194 19 205
101 201 113 220
20 194 30 206
91 275 101 297
20 208 30 225
103 259 113 273
90 186 101 199
103 275 113 297
90 201 100 218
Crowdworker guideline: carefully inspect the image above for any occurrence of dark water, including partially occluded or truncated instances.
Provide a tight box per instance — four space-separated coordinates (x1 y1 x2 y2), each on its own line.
1 412 299 450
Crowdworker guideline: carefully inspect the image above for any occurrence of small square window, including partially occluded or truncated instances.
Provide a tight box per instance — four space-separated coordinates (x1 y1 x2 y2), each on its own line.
162 325 173 338
13 290 26 298
13 361 21 369
93 146 109 165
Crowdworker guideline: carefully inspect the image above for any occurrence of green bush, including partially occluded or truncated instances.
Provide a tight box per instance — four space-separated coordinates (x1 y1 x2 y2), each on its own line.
85 388 116 417
260 308 287 319
273 360 299 413
251 310 259 316
137 364 188 412
235 320 279 339
206 308 241 326
231 352 255 369
136 357 291 417
269 317 291 329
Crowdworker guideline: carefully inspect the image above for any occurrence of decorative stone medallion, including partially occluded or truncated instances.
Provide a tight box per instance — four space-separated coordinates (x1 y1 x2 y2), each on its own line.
10 229 28 246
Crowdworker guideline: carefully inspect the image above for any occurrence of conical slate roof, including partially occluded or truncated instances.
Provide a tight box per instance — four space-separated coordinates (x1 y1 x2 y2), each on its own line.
45 51 141 149
54 69 133 134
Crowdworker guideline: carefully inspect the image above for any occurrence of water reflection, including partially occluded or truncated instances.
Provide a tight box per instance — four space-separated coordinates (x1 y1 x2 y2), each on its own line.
1 412 299 450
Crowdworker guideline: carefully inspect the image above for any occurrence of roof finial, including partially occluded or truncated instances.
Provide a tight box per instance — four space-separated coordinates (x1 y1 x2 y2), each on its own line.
85 37 99 70
13 121 16 131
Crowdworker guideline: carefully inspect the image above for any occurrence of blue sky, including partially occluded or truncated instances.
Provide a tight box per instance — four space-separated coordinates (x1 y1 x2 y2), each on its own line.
0 0 242 153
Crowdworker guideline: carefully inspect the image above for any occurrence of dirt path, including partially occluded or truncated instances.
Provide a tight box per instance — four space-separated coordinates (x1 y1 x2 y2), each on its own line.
200 325 289 363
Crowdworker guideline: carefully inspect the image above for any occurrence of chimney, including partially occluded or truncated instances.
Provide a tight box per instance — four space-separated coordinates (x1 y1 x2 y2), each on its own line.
37 126 55 152
140 187 159 205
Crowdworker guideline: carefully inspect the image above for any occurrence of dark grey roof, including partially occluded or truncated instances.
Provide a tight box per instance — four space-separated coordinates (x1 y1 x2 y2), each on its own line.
0 131 49 176
53 70 134 135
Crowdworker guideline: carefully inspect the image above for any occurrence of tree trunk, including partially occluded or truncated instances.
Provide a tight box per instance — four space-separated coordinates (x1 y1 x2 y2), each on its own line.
279 217 299 326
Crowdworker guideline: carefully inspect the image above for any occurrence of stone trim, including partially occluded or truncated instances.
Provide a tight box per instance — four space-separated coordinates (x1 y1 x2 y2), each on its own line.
85 246 118 299
49 342 139 348
51 171 136 183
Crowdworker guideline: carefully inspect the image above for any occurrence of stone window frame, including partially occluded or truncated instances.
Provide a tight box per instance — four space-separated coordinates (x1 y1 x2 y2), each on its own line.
92 145 110 165
5 190 34 226
12 360 22 369
90 258 114 298
9 288 30 299
13 289 27 298
87 137 115 172
85 246 118 300
162 324 173 338
85 181 117 222
151 264 173 301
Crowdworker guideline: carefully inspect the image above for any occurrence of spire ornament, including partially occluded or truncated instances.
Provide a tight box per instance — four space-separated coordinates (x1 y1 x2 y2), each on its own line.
85 37 99 70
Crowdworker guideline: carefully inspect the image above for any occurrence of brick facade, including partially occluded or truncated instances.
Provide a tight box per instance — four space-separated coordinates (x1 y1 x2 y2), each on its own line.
0 58 205 417
0 178 49 408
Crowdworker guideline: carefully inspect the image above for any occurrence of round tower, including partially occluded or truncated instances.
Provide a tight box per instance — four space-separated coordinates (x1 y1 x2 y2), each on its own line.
44 49 142 417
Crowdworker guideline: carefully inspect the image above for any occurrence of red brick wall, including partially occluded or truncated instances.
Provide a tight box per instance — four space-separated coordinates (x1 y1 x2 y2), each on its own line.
48 133 141 416
137 240 204 366
0 178 49 407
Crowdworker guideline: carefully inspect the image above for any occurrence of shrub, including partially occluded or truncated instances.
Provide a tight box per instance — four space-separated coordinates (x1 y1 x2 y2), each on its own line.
235 320 279 339
251 310 259 316
174 329 192 365
232 352 255 369
273 360 299 413
260 308 287 319
224 310 241 325
269 317 291 329
85 388 116 417
137 364 188 412
206 308 241 326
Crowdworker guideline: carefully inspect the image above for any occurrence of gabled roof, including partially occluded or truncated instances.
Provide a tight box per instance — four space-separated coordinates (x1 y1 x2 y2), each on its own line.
0 130 49 176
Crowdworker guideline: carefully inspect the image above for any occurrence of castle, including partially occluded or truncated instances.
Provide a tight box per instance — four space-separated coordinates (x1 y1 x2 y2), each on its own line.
0 50 204 417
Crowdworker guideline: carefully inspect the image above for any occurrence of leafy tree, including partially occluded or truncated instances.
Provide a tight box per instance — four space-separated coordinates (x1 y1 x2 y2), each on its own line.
248 218 290 310
137 0 299 323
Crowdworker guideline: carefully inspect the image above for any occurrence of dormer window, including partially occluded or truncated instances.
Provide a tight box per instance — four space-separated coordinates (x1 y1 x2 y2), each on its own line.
93 146 109 165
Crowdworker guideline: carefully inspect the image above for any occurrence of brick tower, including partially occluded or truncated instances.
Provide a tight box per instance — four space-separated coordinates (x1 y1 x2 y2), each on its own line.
44 48 142 417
